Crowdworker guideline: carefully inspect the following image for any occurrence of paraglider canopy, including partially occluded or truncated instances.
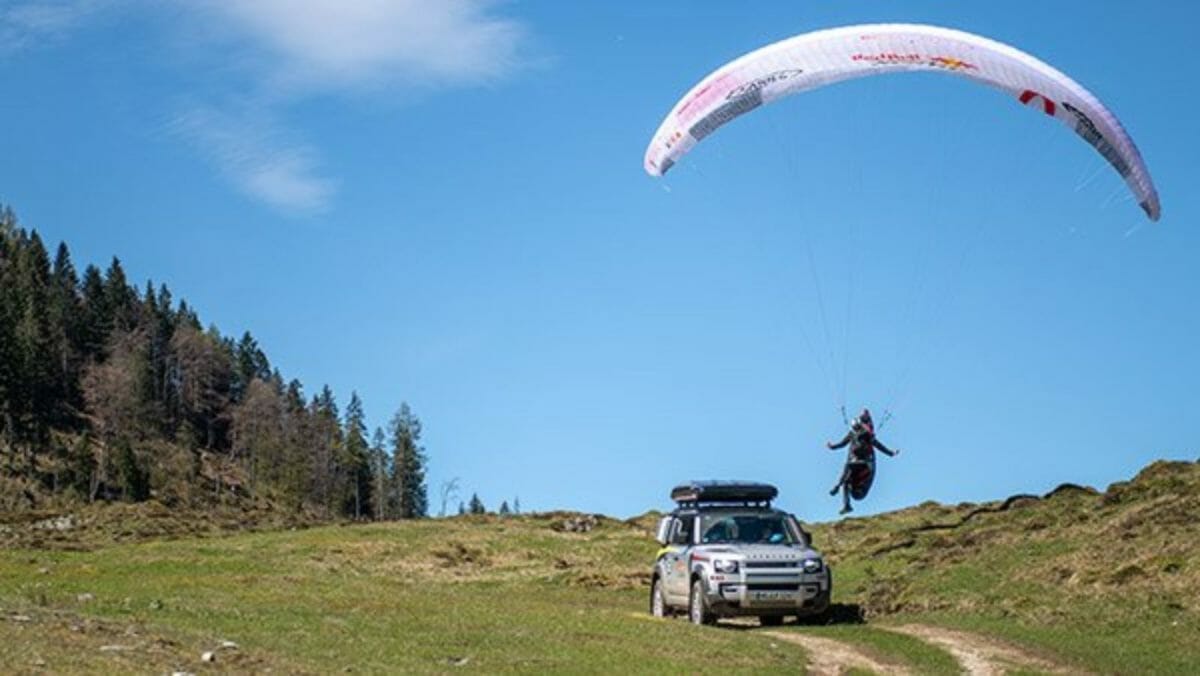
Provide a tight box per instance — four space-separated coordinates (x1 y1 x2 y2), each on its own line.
644 23 1160 221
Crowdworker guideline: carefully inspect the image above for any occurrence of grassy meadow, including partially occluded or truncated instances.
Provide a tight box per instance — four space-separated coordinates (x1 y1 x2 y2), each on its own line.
1 460 1197 673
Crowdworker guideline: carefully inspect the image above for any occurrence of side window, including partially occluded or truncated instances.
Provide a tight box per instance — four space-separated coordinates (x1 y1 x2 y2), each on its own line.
671 516 694 546
787 514 811 547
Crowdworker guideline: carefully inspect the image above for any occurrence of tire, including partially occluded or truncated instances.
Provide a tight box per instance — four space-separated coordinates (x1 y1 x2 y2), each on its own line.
650 578 668 618
758 615 784 627
689 579 715 626
799 606 832 626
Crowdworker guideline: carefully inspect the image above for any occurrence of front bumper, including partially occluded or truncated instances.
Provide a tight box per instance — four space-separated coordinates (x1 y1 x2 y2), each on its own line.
704 569 831 617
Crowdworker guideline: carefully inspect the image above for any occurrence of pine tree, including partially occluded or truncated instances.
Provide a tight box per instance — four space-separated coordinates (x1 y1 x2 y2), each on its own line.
308 386 342 514
341 392 372 519
468 493 485 515
175 299 201 331
0 221 18 462
279 379 313 509
232 332 270 403
389 403 427 518
137 281 170 437
78 264 110 360
14 231 57 474
498 500 511 515
115 439 150 502
370 427 389 520
63 433 96 500
49 241 82 427
457 501 466 516
103 258 138 333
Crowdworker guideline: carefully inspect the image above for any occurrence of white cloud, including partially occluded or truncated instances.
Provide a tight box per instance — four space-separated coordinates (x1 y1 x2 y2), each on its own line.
193 0 526 93
175 2 530 212
0 0 110 52
5 0 530 214
169 105 336 214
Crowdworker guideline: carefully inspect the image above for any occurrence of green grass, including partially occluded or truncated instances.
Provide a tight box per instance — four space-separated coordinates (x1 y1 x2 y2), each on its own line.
901 607 1200 675
2 459 1198 673
809 460 1200 674
0 517 812 673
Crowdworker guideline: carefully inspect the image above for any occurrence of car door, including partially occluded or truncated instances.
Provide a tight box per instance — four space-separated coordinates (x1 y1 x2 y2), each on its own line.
658 518 680 602
664 515 694 602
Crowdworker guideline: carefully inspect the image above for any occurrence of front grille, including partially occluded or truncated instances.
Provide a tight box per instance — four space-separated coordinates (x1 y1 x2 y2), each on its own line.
745 561 798 568
747 583 800 592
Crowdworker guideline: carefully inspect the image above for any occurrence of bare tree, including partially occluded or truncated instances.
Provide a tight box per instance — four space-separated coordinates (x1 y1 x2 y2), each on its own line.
169 324 232 450
439 477 460 517
81 330 149 499
230 378 285 491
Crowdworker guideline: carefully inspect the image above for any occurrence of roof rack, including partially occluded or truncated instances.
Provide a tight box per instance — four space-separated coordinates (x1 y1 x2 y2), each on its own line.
670 480 778 509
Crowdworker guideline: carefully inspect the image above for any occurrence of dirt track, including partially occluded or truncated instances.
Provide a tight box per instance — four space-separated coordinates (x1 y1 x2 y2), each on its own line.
886 623 1084 675
761 630 910 675
751 618 1084 675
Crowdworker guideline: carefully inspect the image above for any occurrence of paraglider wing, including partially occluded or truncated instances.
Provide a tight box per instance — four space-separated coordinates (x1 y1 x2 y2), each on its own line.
644 24 1160 221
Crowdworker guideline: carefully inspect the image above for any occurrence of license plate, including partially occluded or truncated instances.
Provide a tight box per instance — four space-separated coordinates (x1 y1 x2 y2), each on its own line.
749 591 796 602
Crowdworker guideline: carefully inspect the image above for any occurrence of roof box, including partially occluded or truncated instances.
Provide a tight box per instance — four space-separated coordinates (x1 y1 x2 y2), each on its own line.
670 480 778 506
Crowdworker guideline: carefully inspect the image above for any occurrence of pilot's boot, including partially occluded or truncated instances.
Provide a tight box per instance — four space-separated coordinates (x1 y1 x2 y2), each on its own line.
839 487 853 515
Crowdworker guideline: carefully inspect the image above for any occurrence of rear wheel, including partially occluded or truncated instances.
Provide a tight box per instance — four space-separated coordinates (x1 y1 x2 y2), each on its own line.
650 578 668 618
689 579 715 626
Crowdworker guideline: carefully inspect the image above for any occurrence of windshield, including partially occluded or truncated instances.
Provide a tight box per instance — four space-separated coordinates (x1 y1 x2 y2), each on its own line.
699 513 797 545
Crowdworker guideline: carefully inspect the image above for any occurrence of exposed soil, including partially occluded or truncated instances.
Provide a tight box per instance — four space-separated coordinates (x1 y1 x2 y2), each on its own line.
888 623 1085 675
762 630 912 675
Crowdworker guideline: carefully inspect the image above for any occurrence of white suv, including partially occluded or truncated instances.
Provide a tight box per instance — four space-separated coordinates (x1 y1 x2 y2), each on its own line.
650 481 831 626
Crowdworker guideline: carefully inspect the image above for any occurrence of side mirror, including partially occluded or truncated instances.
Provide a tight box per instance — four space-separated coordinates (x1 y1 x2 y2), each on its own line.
655 516 673 546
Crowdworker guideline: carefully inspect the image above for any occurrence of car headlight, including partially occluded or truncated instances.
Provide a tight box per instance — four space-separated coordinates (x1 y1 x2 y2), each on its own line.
802 558 823 573
713 559 739 574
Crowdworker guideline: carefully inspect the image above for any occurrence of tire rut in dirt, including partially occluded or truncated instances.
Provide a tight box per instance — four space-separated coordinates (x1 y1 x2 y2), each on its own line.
885 623 1087 675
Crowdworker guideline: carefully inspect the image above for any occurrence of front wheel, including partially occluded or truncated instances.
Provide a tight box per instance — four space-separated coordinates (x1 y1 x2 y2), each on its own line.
689 579 715 626
650 578 668 618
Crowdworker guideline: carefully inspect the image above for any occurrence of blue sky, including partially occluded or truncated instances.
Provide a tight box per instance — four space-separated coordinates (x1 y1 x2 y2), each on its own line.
2 1 1196 519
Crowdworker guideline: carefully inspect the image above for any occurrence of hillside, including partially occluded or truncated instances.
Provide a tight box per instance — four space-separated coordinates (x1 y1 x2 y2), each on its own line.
0 459 1197 673
813 459 1200 672
0 214 431 524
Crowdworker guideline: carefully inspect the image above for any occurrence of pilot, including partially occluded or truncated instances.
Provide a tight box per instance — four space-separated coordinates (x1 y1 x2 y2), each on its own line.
826 408 899 515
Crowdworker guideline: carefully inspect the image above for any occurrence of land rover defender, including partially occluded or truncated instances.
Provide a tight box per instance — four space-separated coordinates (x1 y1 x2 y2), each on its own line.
649 481 831 626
